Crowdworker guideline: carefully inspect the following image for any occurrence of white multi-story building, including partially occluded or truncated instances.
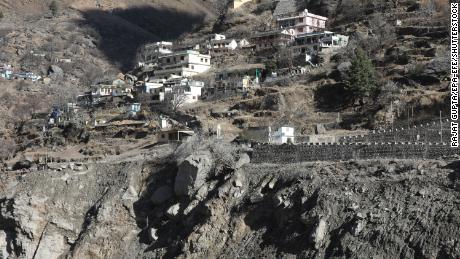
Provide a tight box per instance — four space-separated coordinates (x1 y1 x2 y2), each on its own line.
276 9 328 36
146 76 204 105
154 50 211 78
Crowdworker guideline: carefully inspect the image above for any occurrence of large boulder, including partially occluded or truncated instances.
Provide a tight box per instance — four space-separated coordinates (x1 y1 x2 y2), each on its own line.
174 151 213 197
48 65 64 79
424 58 449 76
151 186 173 205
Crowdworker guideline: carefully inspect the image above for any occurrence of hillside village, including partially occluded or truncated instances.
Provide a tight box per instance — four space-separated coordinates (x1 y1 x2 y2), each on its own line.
4 2 351 147
1 1 460 259
0 0 453 165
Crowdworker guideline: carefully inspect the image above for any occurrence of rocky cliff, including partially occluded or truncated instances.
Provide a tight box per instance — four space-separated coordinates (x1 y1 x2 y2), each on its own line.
1 138 460 258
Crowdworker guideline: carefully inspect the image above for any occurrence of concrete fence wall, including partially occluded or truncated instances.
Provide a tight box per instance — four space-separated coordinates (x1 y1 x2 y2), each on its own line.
251 142 459 164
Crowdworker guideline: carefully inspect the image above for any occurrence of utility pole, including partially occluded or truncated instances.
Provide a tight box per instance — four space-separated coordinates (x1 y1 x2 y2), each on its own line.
440 110 443 143
268 124 272 144
407 109 410 130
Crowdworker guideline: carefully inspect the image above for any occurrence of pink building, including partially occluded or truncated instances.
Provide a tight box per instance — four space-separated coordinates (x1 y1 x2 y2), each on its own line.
276 9 328 36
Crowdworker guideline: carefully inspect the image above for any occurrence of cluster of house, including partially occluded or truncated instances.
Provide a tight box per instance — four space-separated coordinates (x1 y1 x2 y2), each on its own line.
77 74 137 107
0 64 41 82
62 5 349 144
130 7 348 103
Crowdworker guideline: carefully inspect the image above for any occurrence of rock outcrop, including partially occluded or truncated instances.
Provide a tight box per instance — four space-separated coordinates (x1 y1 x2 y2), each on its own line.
174 151 213 197
2 140 460 259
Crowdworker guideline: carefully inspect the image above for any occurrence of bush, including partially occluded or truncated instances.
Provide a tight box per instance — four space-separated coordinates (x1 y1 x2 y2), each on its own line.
0 138 16 161
49 1 58 17
408 63 425 76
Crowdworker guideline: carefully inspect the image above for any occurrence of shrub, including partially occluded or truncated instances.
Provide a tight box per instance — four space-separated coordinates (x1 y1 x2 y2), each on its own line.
408 63 425 76
347 48 377 103
0 138 16 161
49 1 58 17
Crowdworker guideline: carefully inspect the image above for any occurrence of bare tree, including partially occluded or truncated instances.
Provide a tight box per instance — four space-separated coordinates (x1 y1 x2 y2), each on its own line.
12 103 32 122
213 0 230 32
166 87 189 111
0 92 14 107
378 81 399 105
217 0 230 17
277 48 296 69
369 13 396 52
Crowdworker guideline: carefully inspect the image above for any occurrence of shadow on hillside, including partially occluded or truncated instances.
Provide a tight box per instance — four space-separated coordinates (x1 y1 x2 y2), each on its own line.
314 82 354 112
75 6 208 72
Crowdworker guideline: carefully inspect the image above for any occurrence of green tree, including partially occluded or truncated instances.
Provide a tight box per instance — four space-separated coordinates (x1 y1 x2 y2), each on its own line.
49 1 58 17
348 48 376 104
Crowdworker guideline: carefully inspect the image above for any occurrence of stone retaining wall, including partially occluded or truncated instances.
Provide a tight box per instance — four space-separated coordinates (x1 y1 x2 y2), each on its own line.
251 142 459 164
338 119 451 144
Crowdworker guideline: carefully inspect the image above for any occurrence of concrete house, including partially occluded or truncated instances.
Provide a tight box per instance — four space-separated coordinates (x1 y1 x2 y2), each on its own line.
165 77 204 104
138 41 173 67
294 31 349 54
210 34 226 41
276 9 328 36
14 72 41 82
158 128 195 142
210 39 238 50
0 64 13 80
271 126 295 144
238 39 251 48
91 78 133 98
144 78 165 92
147 76 204 105
232 0 254 9
154 50 211 78
250 30 295 51
207 63 264 97
127 103 141 115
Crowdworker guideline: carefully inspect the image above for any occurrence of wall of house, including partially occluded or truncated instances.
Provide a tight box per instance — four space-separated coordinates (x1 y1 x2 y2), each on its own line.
145 82 164 93
187 53 211 67
184 86 202 104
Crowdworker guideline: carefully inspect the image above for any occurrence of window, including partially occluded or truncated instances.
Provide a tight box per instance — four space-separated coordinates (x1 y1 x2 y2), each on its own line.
181 56 185 61
201 58 203 62
166 58 170 63
298 27 304 33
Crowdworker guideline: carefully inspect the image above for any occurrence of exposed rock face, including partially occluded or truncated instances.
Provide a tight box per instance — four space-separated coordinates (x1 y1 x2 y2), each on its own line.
151 185 174 205
174 151 213 197
0 160 150 259
2 142 460 259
